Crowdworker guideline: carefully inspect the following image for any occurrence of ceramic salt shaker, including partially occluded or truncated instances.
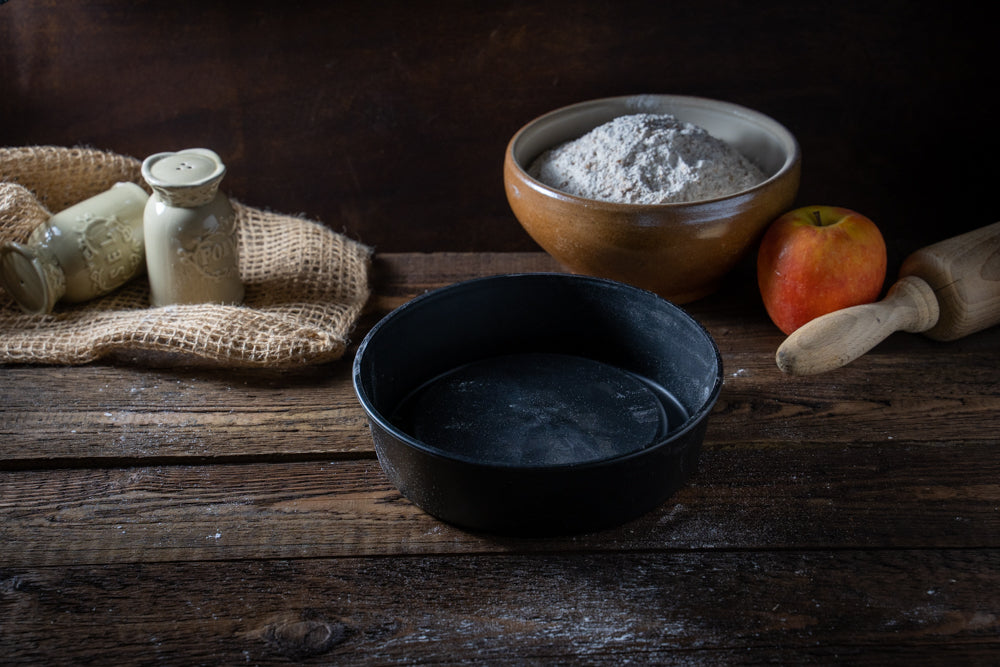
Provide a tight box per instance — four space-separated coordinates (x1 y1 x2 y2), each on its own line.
0 182 149 314
141 148 244 307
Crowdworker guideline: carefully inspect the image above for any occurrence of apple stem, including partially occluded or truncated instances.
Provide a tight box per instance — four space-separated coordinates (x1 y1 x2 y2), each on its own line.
812 210 823 226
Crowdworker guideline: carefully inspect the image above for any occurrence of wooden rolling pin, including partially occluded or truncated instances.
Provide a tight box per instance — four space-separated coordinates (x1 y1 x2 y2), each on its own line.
776 221 1000 375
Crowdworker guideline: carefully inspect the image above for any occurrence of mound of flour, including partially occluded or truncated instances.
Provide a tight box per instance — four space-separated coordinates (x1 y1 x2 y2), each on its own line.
528 113 766 204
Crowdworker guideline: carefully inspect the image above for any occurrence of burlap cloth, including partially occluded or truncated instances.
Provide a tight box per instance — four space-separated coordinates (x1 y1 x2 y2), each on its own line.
0 146 373 367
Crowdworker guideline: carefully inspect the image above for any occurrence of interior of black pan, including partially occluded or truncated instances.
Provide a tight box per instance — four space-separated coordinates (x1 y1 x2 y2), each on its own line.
357 273 721 468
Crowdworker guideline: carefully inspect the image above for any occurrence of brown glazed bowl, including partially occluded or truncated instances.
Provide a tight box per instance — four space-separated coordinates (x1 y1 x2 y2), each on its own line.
504 94 801 303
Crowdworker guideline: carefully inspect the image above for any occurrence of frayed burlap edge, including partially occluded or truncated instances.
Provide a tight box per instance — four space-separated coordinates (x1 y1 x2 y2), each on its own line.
0 146 373 368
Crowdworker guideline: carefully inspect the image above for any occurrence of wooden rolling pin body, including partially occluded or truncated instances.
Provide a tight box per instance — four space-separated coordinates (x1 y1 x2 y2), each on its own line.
777 221 1000 375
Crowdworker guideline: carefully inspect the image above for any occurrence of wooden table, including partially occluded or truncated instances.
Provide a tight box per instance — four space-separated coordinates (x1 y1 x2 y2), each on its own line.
2 252 998 664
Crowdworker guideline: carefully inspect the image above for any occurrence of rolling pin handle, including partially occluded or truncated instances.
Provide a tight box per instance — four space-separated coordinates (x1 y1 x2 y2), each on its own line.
775 275 940 375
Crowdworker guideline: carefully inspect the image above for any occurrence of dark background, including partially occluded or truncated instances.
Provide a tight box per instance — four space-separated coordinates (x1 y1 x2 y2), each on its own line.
2 0 997 272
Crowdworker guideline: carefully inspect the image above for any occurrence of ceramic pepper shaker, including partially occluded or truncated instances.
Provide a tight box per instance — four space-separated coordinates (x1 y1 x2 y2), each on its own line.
0 182 149 314
141 148 244 307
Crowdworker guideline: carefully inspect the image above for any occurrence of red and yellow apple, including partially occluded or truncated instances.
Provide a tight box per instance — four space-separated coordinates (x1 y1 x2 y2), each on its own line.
757 206 887 335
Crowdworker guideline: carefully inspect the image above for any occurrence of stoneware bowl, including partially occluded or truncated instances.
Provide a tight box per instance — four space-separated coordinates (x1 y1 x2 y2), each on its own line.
504 94 801 303
353 273 723 536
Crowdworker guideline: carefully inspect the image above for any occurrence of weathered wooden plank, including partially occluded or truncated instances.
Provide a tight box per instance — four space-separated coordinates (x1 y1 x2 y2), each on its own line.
371 252 564 293
373 252 1000 352
2 549 998 665
0 361 373 463
2 434 997 567
1 337 996 465
709 350 1000 446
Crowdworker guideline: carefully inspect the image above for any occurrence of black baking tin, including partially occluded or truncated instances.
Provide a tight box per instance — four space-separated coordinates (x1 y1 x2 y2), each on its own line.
352 273 723 536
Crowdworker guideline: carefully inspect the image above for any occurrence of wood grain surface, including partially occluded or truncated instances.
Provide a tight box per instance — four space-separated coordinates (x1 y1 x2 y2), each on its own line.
2 1 998 258
2 253 998 664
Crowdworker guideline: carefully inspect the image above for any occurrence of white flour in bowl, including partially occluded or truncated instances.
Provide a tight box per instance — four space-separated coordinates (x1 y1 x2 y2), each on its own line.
527 113 766 204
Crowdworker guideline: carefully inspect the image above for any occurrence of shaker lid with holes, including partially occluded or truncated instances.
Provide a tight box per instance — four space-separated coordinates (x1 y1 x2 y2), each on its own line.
141 148 227 207
0 241 65 315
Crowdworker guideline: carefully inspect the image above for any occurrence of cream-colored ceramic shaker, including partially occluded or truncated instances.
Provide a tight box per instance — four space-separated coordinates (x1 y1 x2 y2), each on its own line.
141 148 244 307
0 182 149 314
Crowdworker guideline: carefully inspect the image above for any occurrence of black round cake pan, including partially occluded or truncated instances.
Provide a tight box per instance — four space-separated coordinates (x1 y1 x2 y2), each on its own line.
352 273 723 536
